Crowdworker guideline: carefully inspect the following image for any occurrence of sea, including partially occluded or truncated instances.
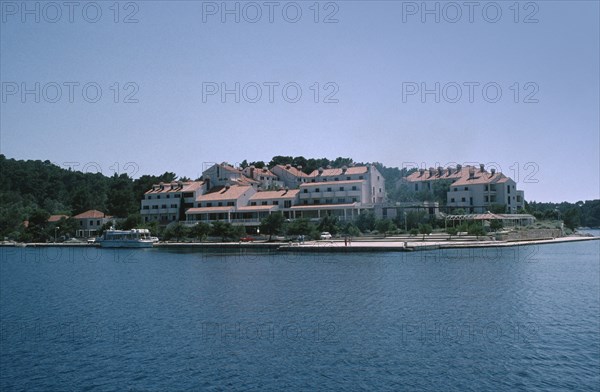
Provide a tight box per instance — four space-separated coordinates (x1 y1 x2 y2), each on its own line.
1 231 599 391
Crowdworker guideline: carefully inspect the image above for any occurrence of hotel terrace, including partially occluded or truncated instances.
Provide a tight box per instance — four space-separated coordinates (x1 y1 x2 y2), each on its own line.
140 162 386 228
399 164 525 214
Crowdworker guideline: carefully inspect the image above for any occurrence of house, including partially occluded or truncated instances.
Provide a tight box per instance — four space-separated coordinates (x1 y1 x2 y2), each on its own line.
185 185 256 223
141 181 205 225
73 210 114 238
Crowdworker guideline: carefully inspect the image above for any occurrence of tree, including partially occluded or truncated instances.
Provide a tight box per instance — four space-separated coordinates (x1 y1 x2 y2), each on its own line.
260 213 285 241
563 207 581 230
189 222 211 241
318 215 340 235
286 218 318 238
375 219 396 237
356 210 376 233
489 219 503 232
418 223 432 240
210 221 236 242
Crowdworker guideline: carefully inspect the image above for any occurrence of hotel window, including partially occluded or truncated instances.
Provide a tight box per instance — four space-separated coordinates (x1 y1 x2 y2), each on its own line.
314 200 320 204
148 195 152 199
338 198 346 203
273 201 279 205
284 201 291 208
143 206 149 210
227 202 234 206
157 195 160 199
315 188 320 192
162 205 167 209
303 200 308 205
507 186 511 194
461 198 466 202
171 204 177 208
89 221 94 226
484 196 489 202
352 198 357 202
377 176 380 180
206 203 212 207
464 187 468 191
152 206 158 209
352 186 357 191
484 185 489 191
415 184 418 191
454 188 458 191
359 176 363 180
335 178 339 181
166 195 170 198
346 177 350 180
379 188 382 193
451 198 455 203
326 199 333 204
303 189 308 193
327 187 332 192
218 202 222 206
175 194 181 198
262 201 268 205
340 187 344 191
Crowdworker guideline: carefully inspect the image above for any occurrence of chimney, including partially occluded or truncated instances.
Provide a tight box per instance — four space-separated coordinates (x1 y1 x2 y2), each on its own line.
437 167 443 177
428 167 435 177
491 168 496 176
285 164 291 169
419 169 425 177
446 167 452 176
326 165 332 169
469 167 475 179
456 164 462 173
318 167 324 175
296 165 302 171
480 163 485 172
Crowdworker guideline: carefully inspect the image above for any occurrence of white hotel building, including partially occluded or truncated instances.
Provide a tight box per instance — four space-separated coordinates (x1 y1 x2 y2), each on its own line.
141 162 386 227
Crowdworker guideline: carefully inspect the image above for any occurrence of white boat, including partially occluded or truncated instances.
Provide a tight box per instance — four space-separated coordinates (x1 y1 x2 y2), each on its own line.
97 228 159 248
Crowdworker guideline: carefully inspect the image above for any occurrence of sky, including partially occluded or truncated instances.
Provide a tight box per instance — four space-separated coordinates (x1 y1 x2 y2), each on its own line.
1 0 598 203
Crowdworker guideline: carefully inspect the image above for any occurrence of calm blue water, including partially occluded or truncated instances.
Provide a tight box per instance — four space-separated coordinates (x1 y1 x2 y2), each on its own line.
1 237 599 391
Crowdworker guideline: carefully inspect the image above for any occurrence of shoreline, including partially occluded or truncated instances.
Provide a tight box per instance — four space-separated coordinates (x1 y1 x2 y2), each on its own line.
2 235 597 252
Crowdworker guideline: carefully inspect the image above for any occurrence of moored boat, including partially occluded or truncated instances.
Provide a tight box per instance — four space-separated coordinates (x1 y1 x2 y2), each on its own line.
97 228 158 248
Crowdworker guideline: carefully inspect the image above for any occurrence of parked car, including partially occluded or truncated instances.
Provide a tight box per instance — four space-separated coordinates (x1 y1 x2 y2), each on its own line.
320 232 332 240
240 236 255 242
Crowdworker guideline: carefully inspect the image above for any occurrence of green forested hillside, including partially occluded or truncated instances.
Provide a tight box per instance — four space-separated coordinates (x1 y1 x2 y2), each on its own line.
1 154 599 241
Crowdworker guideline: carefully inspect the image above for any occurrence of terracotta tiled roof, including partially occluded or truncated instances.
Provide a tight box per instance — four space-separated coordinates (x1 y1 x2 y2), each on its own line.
196 185 254 202
48 214 69 223
144 181 204 195
250 189 300 200
451 172 509 186
73 210 106 219
300 180 363 187
236 205 279 211
185 206 235 214
274 165 309 177
404 166 512 187
308 166 368 177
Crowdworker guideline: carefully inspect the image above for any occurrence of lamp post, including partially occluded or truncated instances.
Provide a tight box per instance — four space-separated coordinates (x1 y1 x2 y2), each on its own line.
54 226 60 243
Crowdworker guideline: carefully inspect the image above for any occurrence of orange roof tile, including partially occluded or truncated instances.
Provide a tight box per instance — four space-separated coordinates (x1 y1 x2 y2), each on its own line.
48 214 69 223
300 180 363 187
250 189 300 200
73 210 106 219
144 181 204 195
308 166 368 177
185 206 235 214
196 185 254 202
274 164 309 177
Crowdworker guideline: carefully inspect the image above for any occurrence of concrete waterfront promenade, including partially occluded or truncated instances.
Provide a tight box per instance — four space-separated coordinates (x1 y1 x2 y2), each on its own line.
3 235 597 252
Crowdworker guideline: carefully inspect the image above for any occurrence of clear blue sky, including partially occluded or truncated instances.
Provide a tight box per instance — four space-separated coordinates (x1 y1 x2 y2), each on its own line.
1 1 598 202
